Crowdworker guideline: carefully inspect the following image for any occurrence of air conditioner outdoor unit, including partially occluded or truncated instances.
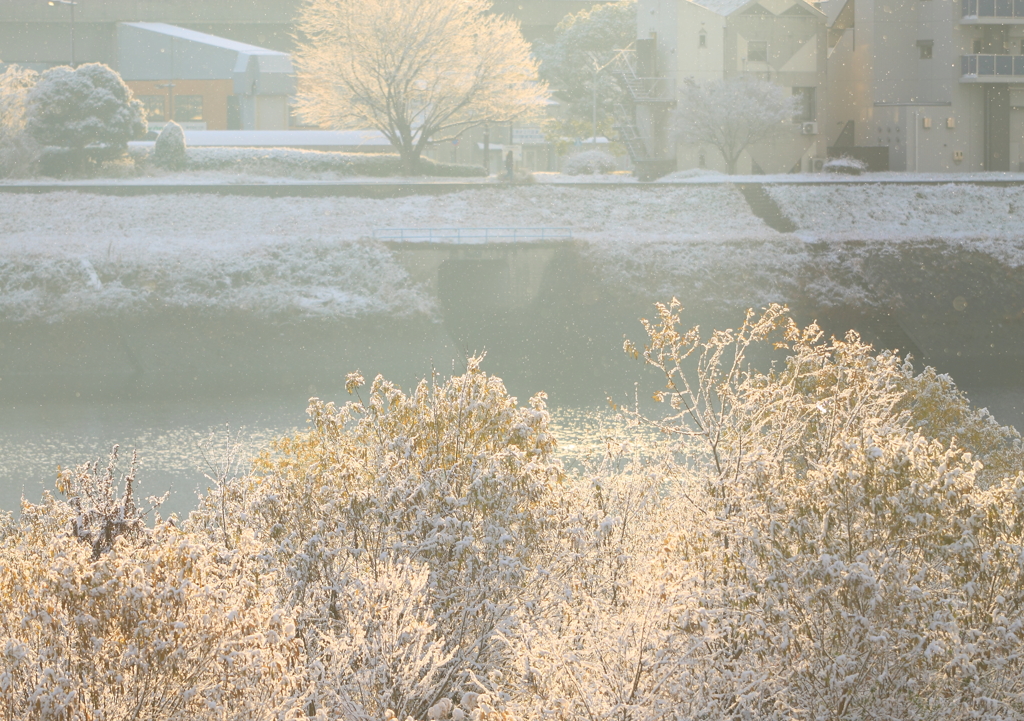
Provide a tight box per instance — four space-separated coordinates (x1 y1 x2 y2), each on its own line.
801 121 818 135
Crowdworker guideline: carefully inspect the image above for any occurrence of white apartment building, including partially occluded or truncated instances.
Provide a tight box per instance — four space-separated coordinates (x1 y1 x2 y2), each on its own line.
824 0 1024 171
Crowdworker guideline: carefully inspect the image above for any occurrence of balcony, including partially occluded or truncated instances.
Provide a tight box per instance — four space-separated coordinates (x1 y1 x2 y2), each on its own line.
961 0 1024 22
961 53 1024 80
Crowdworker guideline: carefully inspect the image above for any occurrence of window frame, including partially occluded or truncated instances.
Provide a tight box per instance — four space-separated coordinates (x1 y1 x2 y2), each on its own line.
173 95 204 122
747 40 768 63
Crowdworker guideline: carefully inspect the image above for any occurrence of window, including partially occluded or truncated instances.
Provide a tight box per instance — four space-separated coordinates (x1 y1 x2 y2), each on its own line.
747 40 768 62
918 40 933 59
699 30 707 48
138 95 165 122
173 95 203 122
793 87 816 122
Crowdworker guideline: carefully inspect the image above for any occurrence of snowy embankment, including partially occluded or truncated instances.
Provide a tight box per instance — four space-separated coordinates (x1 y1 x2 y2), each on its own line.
767 182 1024 247
0 185 767 323
2 181 1024 324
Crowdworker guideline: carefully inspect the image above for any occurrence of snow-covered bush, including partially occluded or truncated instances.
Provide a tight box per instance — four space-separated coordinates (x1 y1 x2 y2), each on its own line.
25 63 146 174
824 155 867 175
5 306 1024 720
153 120 187 170
3 478 309 720
188 359 561 714
587 300 1024 720
0 63 39 177
563 149 617 175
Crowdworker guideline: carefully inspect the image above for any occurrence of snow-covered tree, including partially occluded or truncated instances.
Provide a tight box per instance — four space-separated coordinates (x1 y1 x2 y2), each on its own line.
674 74 799 174
293 0 548 174
25 63 146 171
536 1 636 146
0 63 39 176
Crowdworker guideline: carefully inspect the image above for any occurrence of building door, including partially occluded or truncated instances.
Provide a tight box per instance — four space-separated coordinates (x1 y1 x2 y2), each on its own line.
985 85 1010 171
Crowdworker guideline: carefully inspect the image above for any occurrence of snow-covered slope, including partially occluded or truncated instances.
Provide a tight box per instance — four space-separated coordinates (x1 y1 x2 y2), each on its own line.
767 182 1024 246
3 182 1024 324
0 186 766 322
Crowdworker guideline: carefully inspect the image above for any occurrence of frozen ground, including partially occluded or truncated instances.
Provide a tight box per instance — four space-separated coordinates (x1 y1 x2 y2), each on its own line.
1 180 1024 323
0 185 764 322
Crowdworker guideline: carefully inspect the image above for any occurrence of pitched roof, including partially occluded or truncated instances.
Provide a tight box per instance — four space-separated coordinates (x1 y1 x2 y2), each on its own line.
686 0 823 17
687 0 757 16
118 22 288 57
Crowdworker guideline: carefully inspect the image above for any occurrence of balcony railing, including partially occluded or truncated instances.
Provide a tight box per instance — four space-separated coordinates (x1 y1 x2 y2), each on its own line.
962 0 1024 18
961 53 1024 76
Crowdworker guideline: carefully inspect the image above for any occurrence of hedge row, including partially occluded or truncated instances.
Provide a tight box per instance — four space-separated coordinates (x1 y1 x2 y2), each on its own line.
178 146 487 177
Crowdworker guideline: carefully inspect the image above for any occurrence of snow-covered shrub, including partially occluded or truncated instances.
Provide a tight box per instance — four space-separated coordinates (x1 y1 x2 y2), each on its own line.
153 120 187 170
3 498 308 720
0 63 39 177
49 445 162 560
25 63 146 174
563 149 617 175
189 359 561 713
824 155 867 175
596 300 1024 720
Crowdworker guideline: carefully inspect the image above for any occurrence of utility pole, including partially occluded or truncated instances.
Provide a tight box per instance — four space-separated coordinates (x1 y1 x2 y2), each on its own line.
482 124 490 174
48 0 77 67
587 44 635 147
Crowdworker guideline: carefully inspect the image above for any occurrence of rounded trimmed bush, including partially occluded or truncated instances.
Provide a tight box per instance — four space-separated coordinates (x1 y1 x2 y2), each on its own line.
152 120 187 170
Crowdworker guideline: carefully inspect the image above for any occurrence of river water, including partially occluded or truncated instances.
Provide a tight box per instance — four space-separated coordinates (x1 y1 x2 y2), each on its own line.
1 372 1020 520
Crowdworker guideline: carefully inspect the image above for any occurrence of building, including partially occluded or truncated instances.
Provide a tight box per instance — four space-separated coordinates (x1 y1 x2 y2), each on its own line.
0 0 615 70
823 0 1024 172
117 23 293 131
634 0 829 174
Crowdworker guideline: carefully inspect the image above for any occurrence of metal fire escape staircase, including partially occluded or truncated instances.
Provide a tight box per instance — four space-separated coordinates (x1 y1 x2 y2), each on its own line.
611 55 657 164
611 53 676 179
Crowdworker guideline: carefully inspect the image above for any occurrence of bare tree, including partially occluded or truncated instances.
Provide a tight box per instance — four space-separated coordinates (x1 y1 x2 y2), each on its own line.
293 0 549 174
674 74 799 174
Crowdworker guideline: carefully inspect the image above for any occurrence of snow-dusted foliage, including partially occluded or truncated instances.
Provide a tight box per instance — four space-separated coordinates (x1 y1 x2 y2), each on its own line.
153 120 187 170
4 307 1024 719
188 360 560 716
674 75 799 174
2 494 309 720
25 63 146 169
535 0 636 147
0 63 39 177
563 150 618 175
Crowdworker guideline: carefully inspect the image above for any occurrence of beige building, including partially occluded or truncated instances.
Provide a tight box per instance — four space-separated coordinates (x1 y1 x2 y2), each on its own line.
823 0 1024 172
634 0 828 173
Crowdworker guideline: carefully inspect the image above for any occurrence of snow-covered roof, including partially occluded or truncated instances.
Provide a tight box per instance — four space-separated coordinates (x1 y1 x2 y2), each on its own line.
182 130 392 148
116 22 295 94
687 0 756 16
119 22 288 57
687 0 823 17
